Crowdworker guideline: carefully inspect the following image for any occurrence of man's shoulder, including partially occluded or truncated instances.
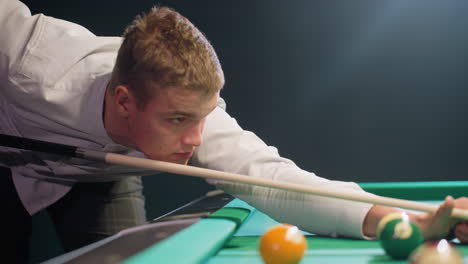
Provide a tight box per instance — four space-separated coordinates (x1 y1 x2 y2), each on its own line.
12 13 122 90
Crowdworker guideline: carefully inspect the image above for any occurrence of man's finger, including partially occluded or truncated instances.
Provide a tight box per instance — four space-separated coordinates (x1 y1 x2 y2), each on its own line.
435 196 455 219
455 222 468 243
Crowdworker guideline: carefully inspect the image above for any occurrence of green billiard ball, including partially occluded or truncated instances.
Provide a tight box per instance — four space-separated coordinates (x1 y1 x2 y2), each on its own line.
377 212 424 259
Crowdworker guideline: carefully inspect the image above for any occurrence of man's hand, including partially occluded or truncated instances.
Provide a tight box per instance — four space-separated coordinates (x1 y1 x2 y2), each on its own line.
411 196 468 243
452 197 468 242
363 196 468 243
402 196 468 243
410 196 455 241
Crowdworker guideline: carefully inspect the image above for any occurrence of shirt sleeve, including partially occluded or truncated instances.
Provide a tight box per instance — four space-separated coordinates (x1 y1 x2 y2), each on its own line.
0 0 129 180
192 105 374 238
0 0 36 80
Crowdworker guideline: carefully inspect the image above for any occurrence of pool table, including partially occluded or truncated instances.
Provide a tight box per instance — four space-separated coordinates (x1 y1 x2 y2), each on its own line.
44 181 468 264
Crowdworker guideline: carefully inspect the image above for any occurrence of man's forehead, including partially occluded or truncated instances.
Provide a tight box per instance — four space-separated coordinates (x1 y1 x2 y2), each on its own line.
158 87 219 116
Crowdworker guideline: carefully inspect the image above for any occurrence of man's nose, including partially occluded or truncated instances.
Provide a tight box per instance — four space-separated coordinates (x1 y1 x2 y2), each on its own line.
182 121 203 147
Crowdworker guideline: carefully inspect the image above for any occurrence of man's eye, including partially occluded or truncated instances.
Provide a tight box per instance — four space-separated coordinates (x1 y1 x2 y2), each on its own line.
169 118 185 124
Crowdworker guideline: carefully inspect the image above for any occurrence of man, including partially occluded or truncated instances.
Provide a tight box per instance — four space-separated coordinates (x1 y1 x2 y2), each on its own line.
1 1 467 263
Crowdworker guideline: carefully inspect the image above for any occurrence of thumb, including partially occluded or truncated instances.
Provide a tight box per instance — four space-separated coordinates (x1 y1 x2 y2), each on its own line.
422 196 454 241
435 196 455 220
433 196 456 233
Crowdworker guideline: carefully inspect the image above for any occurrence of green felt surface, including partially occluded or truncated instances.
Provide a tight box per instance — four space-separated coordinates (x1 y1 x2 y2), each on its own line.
123 218 237 264
127 181 468 263
209 236 399 264
209 236 468 263
360 181 468 200
207 181 468 263
123 204 252 264
208 207 252 226
209 227 468 264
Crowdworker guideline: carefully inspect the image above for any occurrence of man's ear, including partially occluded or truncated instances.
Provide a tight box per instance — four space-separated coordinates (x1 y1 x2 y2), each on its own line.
114 85 134 118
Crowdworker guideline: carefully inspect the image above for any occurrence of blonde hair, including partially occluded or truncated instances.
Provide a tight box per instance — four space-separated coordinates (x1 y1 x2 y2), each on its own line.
109 6 224 108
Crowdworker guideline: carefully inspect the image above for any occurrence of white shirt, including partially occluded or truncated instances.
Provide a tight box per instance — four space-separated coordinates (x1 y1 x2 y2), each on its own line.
0 0 373 238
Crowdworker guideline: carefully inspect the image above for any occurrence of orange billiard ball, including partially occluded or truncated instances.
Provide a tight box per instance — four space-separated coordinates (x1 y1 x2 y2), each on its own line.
259 223 307 264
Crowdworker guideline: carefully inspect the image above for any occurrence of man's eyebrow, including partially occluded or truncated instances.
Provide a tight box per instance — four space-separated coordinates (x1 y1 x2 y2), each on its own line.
166 111 195 117
166 105 217 118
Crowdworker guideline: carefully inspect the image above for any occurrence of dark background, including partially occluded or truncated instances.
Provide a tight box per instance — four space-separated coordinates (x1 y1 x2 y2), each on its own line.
20 0 468 262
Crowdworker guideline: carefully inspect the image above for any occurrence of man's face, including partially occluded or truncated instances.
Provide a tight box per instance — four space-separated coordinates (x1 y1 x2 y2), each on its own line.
126 87 219 165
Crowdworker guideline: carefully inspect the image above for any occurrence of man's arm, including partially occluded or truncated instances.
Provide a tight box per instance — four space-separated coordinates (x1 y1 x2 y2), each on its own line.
195 105 468 241
193 105 374 239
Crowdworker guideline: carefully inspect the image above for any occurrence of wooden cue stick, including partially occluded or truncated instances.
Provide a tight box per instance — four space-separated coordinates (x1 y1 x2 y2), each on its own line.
102 152 468 220
1 134 468 219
